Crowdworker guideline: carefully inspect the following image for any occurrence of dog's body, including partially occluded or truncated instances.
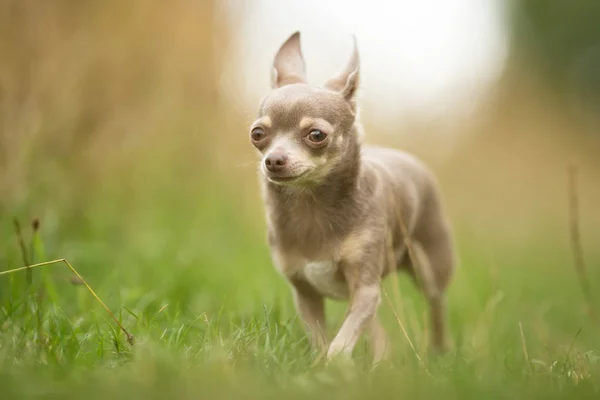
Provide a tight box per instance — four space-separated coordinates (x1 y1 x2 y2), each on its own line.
249 32 455 364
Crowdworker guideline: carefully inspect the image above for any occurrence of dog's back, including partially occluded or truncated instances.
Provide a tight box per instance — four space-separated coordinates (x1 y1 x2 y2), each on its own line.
362 145 455 287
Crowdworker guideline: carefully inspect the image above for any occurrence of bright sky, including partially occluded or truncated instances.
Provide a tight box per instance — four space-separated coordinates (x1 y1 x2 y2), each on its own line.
224 0 508 123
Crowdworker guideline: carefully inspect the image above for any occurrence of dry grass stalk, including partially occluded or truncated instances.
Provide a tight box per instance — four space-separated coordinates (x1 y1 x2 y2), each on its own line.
567 164 598 322
382 289 430 375
518 321 532 373
12 218 32 284
0 259 134 345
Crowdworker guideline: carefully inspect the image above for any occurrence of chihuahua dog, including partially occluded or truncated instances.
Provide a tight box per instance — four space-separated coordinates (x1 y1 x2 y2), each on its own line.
249 32 455 364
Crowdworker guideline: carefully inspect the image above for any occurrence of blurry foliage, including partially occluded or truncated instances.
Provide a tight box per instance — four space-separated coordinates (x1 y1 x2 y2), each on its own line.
0 0 227 204
509 0 600 110
0 0 268 312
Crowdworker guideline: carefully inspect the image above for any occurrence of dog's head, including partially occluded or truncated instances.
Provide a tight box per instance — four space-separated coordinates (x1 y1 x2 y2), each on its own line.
249 32 361 186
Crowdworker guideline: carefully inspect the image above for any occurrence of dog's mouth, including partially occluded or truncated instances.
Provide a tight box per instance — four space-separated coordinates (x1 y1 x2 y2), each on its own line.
266 171 308 184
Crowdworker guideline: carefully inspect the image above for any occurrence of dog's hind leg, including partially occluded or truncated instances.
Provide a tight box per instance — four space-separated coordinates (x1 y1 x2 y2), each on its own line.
410 240 453 354
368 316 390 365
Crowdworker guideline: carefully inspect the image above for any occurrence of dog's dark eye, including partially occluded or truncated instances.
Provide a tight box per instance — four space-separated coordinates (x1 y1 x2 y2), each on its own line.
251 128 266 141
308 130 327 143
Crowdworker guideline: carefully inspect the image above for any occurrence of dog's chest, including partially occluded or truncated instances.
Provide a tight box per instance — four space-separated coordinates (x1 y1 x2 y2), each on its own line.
300 260 349 300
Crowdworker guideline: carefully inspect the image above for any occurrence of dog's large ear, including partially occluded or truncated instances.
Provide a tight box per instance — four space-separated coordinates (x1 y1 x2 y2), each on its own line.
271 31 307 89
324 36 360 103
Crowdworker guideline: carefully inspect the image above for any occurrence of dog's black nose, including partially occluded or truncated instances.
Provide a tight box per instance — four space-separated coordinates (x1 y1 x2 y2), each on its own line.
265 152 288 172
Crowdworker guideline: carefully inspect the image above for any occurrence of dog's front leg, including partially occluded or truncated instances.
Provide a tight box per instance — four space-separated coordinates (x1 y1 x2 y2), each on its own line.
326 268 381 361
290 278 328 352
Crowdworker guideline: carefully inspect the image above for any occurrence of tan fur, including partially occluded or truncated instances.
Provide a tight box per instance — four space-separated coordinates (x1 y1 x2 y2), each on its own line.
249 31 456 365
260 116 273 128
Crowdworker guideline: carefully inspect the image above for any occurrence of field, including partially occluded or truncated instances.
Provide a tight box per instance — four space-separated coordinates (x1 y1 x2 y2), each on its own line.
1 2 600 399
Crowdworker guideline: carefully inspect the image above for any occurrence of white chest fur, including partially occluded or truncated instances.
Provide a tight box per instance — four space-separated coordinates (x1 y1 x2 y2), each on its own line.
302 260 349 300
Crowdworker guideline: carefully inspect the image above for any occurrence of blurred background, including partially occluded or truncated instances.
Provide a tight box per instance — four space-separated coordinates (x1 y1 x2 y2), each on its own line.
1 0 600 360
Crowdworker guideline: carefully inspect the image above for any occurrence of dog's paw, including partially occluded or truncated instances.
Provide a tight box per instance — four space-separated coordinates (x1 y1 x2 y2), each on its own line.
323 353 357 382
325 343 354 367
325 352 353 366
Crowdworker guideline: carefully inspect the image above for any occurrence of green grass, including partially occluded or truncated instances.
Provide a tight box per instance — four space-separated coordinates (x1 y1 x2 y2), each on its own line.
1 173 599 400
